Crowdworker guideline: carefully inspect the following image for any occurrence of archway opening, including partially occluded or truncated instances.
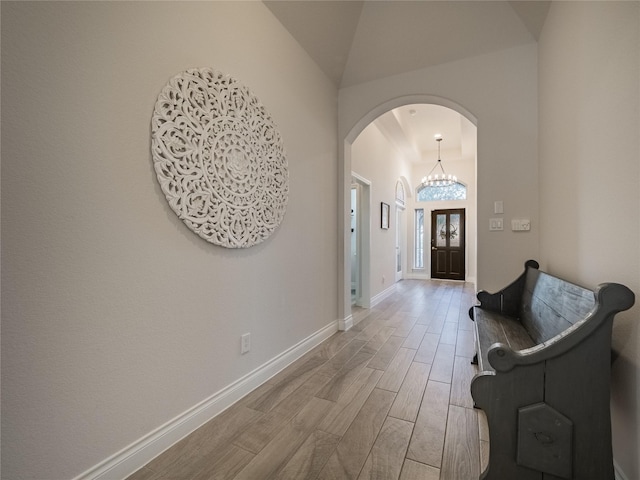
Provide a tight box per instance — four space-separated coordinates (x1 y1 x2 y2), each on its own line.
340 96 478 327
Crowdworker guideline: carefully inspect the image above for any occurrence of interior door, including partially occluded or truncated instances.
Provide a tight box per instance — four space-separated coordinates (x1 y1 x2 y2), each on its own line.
350 184 360 304
431 209 465 280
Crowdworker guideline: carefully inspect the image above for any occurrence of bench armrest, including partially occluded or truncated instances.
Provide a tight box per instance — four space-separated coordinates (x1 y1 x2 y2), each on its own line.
470 260 539 320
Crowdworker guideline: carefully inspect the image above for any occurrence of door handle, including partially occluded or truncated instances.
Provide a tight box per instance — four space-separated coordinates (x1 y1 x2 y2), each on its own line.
431 247 437 251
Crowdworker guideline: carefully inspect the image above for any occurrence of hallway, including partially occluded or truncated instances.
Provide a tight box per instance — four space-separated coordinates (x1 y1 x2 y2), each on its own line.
128 280 486 480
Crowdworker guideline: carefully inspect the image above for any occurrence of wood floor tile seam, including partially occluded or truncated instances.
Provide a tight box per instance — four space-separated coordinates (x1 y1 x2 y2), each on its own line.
398 458 441 480
440 405 481 479
315 389 396 480
434 382 454 472
348 414 406 480
416 377 453 415
232 397 335 480
276 428 340 480
318 340 368 379
406 381 451 470
356 416 415 480
419 378 455 390
461 407 488 471
314 368 383 437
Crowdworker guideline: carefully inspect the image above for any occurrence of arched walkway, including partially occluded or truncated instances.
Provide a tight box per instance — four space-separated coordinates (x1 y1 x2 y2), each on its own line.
339 95 478 327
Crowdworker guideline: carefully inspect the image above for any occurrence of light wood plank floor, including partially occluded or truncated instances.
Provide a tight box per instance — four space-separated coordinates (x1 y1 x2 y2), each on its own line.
128 280 489 480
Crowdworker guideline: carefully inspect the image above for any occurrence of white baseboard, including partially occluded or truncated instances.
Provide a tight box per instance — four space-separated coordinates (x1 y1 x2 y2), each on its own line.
72 320 339 480
339 314 353 331
405 272 476 287
406 272 430 280
370 284 396 308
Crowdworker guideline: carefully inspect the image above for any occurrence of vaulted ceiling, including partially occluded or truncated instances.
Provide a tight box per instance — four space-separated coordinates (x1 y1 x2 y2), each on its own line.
264 1 550 163
264 0 550 88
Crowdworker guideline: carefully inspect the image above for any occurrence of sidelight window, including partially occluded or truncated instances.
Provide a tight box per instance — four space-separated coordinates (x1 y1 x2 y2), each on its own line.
415 209 424 269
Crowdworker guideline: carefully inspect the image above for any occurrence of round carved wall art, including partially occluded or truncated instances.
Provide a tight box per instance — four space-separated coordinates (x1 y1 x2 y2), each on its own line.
151 68 288 248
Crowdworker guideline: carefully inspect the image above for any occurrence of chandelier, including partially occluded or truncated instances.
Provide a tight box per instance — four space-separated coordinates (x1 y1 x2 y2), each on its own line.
421 135 457 187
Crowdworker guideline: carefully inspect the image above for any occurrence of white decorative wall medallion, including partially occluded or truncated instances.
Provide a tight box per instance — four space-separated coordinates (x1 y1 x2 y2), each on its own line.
151 68 288 248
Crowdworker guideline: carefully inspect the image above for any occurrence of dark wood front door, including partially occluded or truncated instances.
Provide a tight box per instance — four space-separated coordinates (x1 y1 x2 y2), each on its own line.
431 209 465 280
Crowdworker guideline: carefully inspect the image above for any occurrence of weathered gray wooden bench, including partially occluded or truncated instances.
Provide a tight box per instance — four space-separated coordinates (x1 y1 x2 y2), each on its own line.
469 260 635 480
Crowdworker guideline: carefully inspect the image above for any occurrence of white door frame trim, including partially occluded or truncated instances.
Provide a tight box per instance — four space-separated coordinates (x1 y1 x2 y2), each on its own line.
350 173 372 312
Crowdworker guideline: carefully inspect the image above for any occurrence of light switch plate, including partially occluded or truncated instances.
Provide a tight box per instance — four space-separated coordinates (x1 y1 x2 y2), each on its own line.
490 218 503 231
494 201 504 214
511 219 531 231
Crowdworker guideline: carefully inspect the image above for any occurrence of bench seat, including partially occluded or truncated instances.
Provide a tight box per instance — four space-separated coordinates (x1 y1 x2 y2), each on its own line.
473 309 536 372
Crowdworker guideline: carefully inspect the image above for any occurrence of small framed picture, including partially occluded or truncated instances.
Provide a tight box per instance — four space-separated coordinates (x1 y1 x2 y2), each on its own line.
381 202 390 229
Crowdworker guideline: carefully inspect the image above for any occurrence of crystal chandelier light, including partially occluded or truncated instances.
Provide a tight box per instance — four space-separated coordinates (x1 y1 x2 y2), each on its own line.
421 135 457 187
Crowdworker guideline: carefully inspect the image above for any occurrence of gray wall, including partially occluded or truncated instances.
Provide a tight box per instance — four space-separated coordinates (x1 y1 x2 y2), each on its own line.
538 3 640 478
1 2 338 478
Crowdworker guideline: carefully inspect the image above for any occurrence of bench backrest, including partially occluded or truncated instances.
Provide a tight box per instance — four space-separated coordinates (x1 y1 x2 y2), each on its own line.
520 268 596 344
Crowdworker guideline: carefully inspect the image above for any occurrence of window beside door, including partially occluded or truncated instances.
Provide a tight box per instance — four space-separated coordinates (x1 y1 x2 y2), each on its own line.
414 209 425 269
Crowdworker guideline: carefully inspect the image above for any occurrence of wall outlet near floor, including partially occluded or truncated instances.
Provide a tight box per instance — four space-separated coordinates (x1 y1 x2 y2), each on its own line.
241 333 251 354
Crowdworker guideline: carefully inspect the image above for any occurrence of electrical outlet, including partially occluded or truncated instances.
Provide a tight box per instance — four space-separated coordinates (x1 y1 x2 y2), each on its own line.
241 333 251 354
